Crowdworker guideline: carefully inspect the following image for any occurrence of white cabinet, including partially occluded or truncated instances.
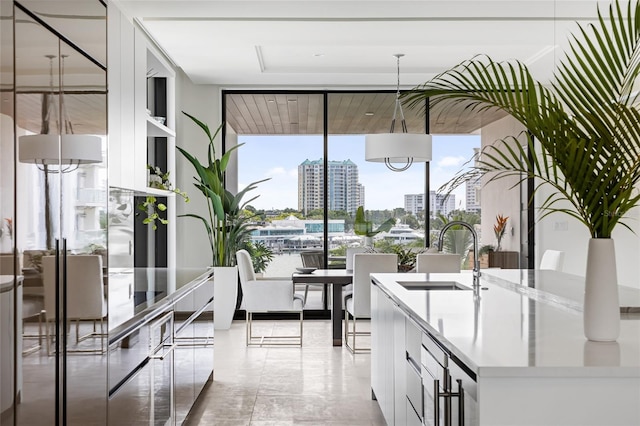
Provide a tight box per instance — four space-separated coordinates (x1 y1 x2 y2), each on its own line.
107 6 136 189
371 284 402 425
372 282 478 426
107 10 176 193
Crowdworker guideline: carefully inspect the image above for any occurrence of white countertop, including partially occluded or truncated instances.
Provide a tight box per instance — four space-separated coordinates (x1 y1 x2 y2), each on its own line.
371 271 640 378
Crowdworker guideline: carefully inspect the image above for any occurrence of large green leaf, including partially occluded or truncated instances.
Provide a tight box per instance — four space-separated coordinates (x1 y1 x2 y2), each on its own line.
403 0 640 239
179 112 270 265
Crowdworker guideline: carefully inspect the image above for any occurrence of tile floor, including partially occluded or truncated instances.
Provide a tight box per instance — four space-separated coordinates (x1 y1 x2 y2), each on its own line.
184 318 385 425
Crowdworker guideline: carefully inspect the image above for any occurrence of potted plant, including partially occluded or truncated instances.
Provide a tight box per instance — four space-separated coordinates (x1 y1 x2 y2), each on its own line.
353 206 395 248
403 1 640 341
138 164 189 230
488 215 518 269
241 240 274 276
390 244 424 273
178 112 268 329
493 214 508 252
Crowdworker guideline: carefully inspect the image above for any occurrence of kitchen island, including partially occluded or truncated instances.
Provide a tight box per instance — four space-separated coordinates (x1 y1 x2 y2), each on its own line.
370 270 640 426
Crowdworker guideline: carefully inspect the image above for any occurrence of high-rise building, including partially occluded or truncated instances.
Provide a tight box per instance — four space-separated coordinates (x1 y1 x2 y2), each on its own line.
429 191 456 218
405 192 456 218
465 148 482 213
298 159 363 215
404 193 425 215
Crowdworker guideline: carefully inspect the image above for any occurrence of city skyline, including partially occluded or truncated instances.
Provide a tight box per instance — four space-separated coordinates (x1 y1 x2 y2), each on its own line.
238 134 480 211
298 158 363 215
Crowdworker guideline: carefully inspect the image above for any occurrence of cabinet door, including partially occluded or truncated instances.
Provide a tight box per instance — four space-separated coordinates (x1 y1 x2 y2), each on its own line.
393 305 407 426
371 284 394 423
133 28 148 191
107 7 136 189
371 284 381 398
174 292 195 425
108 361 152 425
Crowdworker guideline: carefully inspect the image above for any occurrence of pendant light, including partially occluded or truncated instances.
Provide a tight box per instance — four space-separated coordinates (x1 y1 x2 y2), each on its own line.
365 54 432 172
19 54 102 173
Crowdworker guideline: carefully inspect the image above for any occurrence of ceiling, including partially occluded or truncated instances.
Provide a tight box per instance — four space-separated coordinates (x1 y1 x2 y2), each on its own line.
111 0 604 134
119 0 604 88
226 93 507 135
7 1 606 135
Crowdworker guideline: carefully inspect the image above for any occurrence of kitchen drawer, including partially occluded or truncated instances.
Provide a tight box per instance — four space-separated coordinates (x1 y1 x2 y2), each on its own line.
405 316 422 364
421 345 447 383
406 358 423 419
449 358 477 401
422 332 448 368
406 398 424 426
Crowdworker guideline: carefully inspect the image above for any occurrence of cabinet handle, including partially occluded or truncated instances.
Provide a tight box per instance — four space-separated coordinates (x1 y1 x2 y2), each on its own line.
457 379 464 426
434 379 440 425
150 343 176 360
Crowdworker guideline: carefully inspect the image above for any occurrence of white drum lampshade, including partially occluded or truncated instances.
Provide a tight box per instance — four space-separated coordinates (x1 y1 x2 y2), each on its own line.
19 134 102 167
365 133 432 164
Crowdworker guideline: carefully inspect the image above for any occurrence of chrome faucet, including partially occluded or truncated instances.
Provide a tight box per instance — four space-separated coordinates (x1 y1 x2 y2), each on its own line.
437 221 481 289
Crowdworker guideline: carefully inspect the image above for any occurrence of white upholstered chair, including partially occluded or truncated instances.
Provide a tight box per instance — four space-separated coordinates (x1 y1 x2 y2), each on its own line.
416 253 462 273
342 247 369 304
345 253 397 353
42 255 107 354
236 249 305 346
540 250 565 271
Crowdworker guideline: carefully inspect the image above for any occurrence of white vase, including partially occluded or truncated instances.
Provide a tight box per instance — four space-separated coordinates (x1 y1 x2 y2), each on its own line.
364 236 374 249
213 266 238 330
583 238 620 342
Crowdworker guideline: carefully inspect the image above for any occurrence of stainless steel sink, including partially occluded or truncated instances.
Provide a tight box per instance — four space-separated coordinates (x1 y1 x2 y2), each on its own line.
397 281 472 291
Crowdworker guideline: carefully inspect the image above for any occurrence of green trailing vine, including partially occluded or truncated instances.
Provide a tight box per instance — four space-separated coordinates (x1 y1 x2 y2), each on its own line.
138 164 189 230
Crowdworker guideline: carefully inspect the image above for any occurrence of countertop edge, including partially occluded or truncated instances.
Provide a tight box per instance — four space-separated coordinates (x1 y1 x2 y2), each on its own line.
371 273 640 379
108 269 213 345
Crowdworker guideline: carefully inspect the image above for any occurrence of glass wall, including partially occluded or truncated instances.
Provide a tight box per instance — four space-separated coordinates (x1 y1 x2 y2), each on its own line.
227 90 520 311
5 1 108 424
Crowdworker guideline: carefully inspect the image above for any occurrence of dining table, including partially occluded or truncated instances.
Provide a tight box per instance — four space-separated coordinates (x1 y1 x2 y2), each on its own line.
292 269 353 346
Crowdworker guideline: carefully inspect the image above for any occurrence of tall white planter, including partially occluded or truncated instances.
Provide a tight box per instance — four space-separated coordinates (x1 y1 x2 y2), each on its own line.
213 266 238 330
584 238 620 342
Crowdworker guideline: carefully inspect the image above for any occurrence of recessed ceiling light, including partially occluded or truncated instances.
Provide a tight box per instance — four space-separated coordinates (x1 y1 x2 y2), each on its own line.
288 99 297 102
313 53 324 57
267 99 275 103
365 112 374 116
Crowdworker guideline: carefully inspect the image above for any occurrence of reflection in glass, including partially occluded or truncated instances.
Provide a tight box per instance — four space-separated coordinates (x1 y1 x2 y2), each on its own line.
14 2 107 424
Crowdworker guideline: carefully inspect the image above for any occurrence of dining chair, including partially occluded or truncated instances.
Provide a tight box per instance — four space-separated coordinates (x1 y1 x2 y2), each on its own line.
345 253 397 354
299 250 325 305
540 250 565 271
342 246 368 304
237 249 305 346
42 255 107 354
416 253 461 273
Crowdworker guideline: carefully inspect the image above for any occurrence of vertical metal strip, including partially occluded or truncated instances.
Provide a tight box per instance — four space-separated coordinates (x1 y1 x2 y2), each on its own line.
527 131 536 269
323 92 329 269
54 239 60 425
62 238 68 425
12 5 19 425
424 98 431 248
323 93 329 311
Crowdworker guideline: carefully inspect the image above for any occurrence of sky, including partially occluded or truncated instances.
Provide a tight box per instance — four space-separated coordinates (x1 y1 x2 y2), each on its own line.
237 133 480 212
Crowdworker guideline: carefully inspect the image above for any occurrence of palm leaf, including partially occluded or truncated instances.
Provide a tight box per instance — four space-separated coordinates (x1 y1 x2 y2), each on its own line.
403 0 640 239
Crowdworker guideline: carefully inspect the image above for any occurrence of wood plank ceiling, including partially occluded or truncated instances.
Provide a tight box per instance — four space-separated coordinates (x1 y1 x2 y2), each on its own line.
226 93 507 135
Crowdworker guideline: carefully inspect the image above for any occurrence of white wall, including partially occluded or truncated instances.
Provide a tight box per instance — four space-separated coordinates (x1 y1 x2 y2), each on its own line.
480 116 526 254
174 69 221 268
535 182 640 289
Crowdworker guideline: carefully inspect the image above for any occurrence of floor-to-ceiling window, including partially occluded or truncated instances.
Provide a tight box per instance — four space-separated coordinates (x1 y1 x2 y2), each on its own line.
225 90 518 314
